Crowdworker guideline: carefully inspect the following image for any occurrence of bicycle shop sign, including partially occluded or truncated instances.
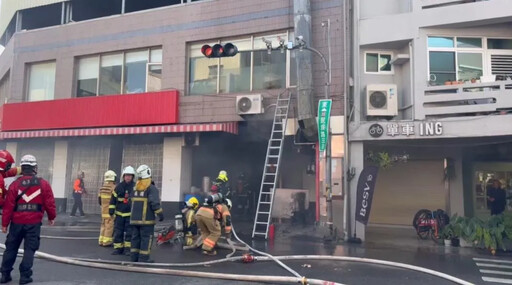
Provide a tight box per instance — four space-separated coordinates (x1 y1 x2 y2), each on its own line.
368 122 443 138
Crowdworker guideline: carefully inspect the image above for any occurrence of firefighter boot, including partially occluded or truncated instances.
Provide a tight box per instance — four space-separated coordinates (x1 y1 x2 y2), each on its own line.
138 255 154 263
0 274 11 283
111 248 124 255
19 276 32 285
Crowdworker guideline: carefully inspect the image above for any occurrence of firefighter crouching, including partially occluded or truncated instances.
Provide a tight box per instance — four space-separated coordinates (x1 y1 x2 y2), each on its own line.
110 166 135 255
195 194 232 256
98 170 116 247
183 197 199 246
130 165 164 263
0 155 56 284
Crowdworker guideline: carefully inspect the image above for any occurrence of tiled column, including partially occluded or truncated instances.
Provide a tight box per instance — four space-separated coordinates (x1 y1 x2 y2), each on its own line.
51 141 68 213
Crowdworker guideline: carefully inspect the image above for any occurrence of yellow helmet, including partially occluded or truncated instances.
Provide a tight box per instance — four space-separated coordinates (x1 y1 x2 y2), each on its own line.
104 170 117 182
186 197 199 209
218 170 228 182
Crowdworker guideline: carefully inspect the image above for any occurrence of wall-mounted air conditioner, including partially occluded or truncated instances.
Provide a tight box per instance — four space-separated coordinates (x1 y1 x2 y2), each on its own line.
236 94 264 115
366 84 398 117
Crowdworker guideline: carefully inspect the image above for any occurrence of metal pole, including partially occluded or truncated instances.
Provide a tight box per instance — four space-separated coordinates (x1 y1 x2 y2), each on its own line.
303 46 334 239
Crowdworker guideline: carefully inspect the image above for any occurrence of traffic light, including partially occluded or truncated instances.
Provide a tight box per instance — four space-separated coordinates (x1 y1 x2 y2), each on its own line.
201 43 238 58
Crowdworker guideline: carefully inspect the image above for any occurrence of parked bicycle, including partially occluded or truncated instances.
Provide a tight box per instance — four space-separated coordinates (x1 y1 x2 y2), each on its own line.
412 209 450 244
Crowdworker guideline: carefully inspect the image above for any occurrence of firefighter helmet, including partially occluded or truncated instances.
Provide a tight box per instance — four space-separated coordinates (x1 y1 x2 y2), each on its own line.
20 154 37 166
225 198 232 210
137 165 151 179
104 170 117 182
0 150 14 171
218 170 228 182
186 197 200 210
122 166 136 177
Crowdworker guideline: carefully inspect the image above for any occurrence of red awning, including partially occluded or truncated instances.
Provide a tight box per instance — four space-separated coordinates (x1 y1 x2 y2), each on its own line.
0 122 238 140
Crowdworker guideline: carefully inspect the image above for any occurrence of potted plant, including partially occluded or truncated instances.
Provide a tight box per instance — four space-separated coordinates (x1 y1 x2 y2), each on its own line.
441 224 455 246
445 80 452 85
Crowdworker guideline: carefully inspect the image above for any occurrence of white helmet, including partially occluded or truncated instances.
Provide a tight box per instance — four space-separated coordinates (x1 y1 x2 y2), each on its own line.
20 154 37 166
136 165 151 179
122 166 136 177
225 198 232 210
104 170 117 182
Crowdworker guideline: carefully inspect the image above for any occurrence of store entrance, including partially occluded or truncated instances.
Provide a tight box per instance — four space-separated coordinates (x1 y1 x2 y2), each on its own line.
473 162 512 219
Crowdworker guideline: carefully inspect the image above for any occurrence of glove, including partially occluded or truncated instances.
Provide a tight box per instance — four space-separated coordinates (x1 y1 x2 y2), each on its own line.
185 236 194 246
109 208 115 216
158 212 164 222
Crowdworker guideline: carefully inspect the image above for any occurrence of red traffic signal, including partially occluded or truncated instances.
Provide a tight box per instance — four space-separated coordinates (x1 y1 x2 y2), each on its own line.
201 43 238 58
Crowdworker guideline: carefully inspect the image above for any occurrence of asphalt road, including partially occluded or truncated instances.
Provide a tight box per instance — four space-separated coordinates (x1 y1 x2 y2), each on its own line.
0 217 504 284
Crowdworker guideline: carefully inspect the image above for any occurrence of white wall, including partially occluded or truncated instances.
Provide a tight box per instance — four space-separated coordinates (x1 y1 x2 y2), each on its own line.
162 137 191 202
51 141 67 199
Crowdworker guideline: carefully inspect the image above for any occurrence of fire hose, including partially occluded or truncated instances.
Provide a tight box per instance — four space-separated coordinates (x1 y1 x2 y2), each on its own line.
0 244 342 285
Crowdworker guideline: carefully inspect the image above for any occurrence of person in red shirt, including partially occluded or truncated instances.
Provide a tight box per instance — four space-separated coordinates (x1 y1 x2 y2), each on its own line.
0 150 22 208
70 171 86 217
0 155 56 285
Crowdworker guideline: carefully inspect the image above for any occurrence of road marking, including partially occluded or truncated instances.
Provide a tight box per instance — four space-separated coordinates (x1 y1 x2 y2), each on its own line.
475 258 512 283
475 258 512 265
480 269 512 276
482 277 512 284
476 263 512 270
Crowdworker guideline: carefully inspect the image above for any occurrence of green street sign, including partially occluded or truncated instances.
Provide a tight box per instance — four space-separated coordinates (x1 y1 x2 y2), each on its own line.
318 99 332 152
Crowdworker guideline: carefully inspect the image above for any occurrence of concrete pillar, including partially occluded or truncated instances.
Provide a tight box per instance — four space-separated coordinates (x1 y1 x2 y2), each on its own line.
449 154 465 217
161 137 192 216
6 142 17 161
51 141 68 213
348 141 365 241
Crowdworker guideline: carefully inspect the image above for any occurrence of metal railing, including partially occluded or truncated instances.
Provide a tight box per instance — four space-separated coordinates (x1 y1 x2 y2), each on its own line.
420 0 485 9
423 80 512 116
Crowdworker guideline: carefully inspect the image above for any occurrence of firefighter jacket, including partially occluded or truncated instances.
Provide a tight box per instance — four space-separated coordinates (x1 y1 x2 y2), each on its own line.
98 182 115 218
130 183 162 225
74 178 85 194
0 167 21 207
109 181 134 217
183 208 197 235
2 175 56 227
196 203 231 234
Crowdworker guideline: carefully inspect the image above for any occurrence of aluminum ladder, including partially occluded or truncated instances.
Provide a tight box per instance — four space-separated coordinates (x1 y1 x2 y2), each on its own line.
252 92 291 239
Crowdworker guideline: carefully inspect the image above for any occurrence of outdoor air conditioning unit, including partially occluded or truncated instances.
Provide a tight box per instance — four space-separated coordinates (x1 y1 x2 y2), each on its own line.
236 94 264 115
366 84 398 117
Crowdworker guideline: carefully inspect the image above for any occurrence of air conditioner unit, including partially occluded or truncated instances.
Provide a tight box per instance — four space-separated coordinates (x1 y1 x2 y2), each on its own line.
366 84 398 117
236 94 264 115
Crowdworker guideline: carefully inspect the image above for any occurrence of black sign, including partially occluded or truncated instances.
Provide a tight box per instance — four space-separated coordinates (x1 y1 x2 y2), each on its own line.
368 124 384 138
355 166 379 225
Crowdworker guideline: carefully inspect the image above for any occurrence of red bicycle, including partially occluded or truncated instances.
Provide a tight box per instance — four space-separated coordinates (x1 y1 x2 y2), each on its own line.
413 209 449 244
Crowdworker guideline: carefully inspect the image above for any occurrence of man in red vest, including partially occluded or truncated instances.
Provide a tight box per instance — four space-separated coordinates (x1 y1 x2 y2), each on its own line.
0 154 56 284
0 150 22 208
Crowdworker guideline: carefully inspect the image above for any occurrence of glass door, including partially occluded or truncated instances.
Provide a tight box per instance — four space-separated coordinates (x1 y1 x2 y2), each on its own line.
473 162 512 219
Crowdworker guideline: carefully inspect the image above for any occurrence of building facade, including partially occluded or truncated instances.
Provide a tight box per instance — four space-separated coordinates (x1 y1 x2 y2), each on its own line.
349 0 512 240
0 0 345 221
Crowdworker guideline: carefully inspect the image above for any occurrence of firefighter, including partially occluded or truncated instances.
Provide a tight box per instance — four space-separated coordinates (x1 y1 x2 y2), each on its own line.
0 155 56 284
70 171 86 217
183 197 199 246
212 170 230 198
98 170 116 247
195 194 230 256
130 165 164 263
221 198 233 238
110 166 135 255
0 150 22 208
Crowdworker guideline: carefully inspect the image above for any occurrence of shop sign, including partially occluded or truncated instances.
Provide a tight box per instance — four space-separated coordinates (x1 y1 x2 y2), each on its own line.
317 99 332 152
368 122 444 138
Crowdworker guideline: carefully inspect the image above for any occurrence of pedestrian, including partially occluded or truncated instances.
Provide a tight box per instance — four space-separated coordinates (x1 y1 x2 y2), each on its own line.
0 155 56 284
0 150 22 208
130 165 163 263
98 170 116 247
70 171 86 217
488 179 507 215
110 166 135 255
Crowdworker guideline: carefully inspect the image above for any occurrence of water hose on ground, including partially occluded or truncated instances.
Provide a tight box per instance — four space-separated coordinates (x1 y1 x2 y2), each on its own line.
0 244 341 285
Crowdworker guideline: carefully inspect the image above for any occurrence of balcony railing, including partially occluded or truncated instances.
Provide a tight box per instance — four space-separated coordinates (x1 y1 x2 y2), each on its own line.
423 80 512 117
420 0 486 9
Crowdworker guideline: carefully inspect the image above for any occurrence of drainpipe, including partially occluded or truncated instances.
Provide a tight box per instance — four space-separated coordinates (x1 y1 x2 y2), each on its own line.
294 0 318 141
